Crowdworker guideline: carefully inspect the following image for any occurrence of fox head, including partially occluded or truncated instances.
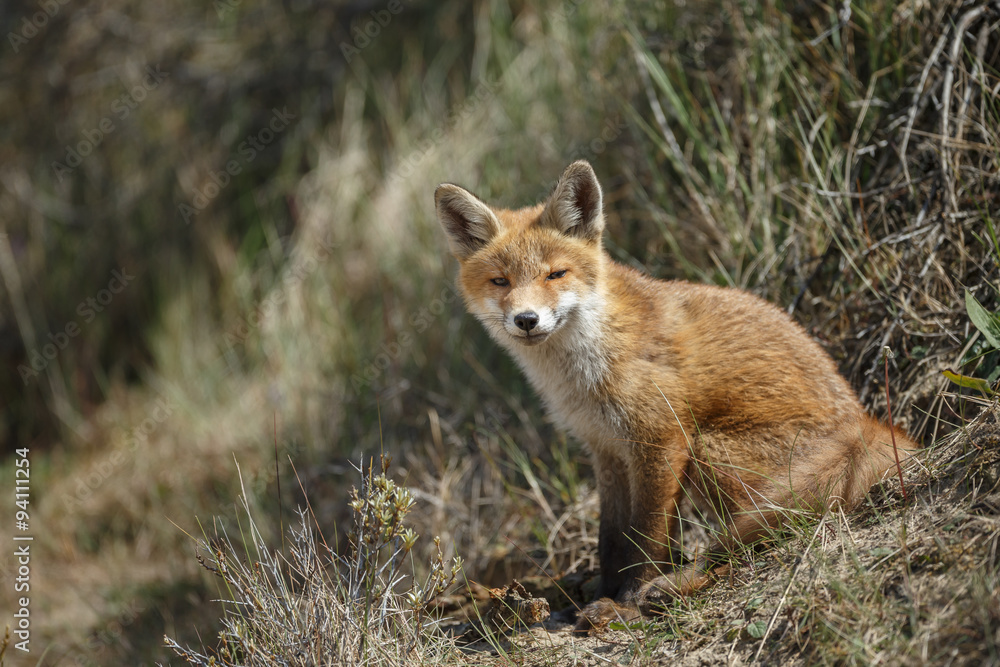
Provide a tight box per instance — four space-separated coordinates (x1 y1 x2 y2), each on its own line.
435 160 606 350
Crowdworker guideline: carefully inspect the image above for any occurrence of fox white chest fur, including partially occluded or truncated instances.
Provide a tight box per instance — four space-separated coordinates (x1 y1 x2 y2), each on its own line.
505 289 623 446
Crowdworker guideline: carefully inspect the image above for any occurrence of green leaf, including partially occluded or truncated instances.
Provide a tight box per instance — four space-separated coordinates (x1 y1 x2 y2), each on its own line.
942 369 995 396
608 620 650 633
966 290 1000 349
746 620 768 639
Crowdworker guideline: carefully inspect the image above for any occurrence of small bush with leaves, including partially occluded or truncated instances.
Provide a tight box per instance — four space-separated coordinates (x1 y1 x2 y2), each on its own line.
164 456 463 666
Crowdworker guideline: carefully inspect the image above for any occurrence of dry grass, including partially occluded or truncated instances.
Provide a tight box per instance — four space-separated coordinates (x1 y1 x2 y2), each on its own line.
165 457 462 666
1 0 998 664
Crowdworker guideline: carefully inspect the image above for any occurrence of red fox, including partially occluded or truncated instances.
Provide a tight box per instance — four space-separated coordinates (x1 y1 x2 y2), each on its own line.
435 160 919 632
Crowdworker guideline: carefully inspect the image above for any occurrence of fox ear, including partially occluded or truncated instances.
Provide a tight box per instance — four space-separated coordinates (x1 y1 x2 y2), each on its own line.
435 184 502 260
542 160 604 243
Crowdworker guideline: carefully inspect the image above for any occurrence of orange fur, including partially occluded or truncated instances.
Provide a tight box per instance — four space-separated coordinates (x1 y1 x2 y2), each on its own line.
434 161 920 633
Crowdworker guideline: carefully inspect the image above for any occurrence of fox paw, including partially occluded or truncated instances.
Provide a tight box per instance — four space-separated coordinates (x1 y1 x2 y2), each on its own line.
643 562 730 609
573 598 642 635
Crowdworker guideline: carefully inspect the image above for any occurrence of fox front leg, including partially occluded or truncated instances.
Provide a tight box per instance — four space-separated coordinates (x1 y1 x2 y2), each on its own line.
577 448 682 633
592 452 632 600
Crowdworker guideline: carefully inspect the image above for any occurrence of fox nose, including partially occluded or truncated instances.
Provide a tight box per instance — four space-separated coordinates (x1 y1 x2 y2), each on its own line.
514 312 539 332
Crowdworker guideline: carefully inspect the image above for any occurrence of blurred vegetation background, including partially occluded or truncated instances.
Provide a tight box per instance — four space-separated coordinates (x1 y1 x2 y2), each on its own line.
0 0 997 663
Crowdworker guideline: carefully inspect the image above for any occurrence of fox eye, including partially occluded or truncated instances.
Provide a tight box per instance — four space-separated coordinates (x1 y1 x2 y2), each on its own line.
491 277 509 287
546 270 567 280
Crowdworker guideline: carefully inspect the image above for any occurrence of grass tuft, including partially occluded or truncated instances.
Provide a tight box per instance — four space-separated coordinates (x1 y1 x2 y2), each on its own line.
165 456 462 666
